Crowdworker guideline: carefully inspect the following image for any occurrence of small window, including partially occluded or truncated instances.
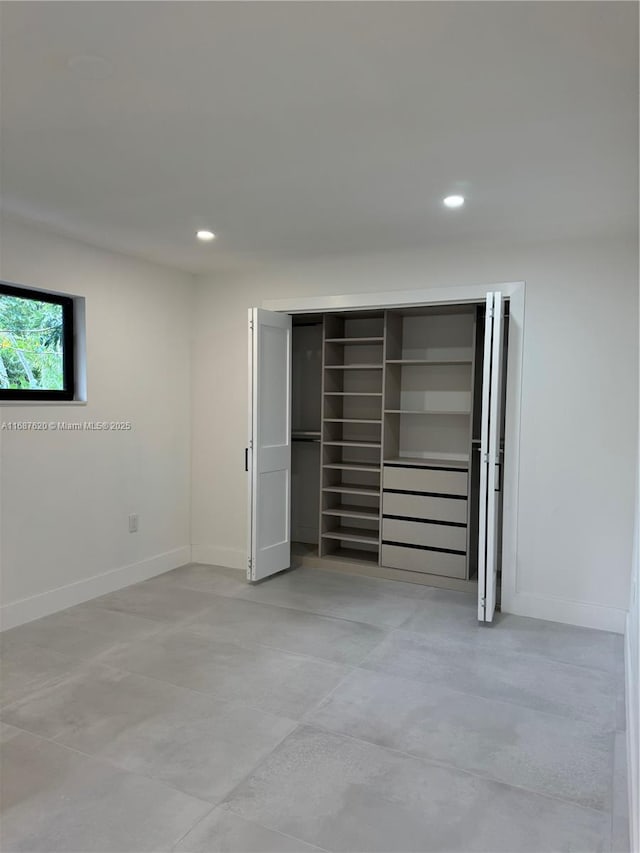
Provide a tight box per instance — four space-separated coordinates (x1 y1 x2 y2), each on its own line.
0 282 76 401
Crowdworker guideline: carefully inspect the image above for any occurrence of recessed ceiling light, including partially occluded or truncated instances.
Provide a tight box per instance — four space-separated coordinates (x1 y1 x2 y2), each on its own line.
443 195 465 208
196 230 215 241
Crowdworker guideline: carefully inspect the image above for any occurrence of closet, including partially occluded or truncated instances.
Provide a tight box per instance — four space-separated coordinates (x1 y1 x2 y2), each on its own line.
247 293 509 622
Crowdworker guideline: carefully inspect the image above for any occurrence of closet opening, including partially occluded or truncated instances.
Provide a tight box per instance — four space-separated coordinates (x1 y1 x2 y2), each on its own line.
248 289 514 622
286 301 509 602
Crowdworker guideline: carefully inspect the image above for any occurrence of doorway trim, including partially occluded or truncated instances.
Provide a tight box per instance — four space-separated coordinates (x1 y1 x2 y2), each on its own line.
263 280 525 616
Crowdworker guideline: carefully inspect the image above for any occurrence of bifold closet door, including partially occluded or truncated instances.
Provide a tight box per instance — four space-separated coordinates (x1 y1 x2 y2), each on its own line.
478 292 505 622
247 308 292 581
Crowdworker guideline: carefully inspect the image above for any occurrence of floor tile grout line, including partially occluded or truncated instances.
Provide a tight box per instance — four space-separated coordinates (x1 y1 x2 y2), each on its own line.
5 621 619 739
220 802 332 853
389 624 624 678
181 582 419 632
165 564 624 644
2 711 615 832
0 720 217 811
0 656 89 713
167 725 308 851
357 657 616 731
0 620 185 687
170 800 221 852
216 723 311 816
0 657 301 732
11 571 621 676
365 623 622 685
174 621 391 670
4 624 616 738
2 656 617 822
300 665 369 722
47 607 374 674
3 711 301 828
138 572 623 677
342 661 619 735
297 720 614 819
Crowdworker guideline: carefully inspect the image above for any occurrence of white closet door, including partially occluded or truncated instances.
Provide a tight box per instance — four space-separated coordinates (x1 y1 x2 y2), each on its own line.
247 308 292 581
478 292 505 622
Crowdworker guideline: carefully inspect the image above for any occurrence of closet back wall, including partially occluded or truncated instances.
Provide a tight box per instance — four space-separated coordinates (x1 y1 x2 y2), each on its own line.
192 233 638 632
0 216 193 628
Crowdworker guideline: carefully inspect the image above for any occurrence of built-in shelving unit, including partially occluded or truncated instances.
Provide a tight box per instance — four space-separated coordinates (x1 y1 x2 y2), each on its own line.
325 337 385 345
322 484 380 497
378 306 479 582
324 364 384 370
319 312 385 561
289 301 499 591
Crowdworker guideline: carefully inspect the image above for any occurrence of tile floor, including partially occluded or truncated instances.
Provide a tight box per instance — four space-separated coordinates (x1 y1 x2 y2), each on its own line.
0 564 630 852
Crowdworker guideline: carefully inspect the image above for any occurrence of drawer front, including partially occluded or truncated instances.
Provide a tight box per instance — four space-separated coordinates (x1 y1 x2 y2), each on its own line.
383 518 467 552
383 491 467 524
383 465 468 496
381 544 467 579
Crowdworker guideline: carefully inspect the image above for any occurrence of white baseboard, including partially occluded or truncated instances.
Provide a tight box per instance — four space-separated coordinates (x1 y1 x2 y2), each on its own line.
504 591 627 634
0 546 192 631
191 543 246 571
626 618 639 853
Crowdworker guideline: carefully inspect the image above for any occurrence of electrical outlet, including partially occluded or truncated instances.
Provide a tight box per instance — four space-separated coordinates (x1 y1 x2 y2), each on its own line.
128 513 139 533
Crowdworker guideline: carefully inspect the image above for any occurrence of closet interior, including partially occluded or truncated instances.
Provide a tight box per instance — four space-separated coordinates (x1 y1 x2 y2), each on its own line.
289 302 507 593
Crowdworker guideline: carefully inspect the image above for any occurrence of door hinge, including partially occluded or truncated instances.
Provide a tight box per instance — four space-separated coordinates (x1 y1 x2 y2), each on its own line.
483 452 489 464
487 307 494 319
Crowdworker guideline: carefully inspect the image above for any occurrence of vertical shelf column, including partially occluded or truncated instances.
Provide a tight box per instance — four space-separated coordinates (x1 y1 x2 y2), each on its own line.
380 308 477 581
319 312 385 562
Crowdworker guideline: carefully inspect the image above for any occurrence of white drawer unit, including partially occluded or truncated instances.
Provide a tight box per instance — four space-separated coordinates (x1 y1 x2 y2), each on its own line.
382 464 468 497
381 461 469 580
382 518 467 552
382 491 467 524
380 544 468 579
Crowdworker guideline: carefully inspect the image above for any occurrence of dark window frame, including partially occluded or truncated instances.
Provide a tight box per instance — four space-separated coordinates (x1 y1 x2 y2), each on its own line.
0 282 75 401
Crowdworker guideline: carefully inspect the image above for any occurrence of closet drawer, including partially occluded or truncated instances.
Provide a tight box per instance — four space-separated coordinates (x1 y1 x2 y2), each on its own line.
382 492 467 524
382 518 467 552
381 544 467 579
383 465 468 496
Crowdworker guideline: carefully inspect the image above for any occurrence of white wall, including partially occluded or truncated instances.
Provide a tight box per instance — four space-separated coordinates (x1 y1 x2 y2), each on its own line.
625 313 640 853
0 216 194 628
191 233 638 632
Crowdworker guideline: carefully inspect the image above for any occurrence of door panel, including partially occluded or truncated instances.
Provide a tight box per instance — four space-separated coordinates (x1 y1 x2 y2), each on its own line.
248 308 292 581
478 292 505 622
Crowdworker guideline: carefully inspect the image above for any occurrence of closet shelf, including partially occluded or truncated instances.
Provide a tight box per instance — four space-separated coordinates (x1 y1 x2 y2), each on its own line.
386 358 473 366
322 485 381 497
325 337 384 345
324 364 383 370
324 440 381 449
322 527 379 545
323 506 380 520
323 462 381 472
292 430 321 439
384 408 471 416
325 418 382 424
325 392 383 397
